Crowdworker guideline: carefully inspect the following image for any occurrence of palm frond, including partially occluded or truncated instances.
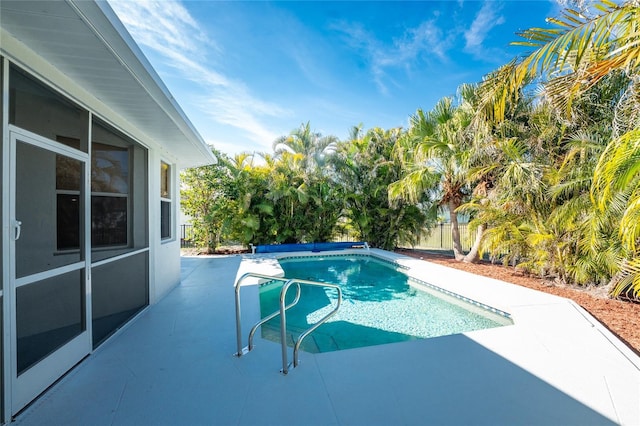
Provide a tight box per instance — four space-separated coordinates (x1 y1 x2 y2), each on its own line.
610 257 640 298
620 190 640 252
388 168 440 205
592 128 640 209
613 76 640 138
480 1 638 123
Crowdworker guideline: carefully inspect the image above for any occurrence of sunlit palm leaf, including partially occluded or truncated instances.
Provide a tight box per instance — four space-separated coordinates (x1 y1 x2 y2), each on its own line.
611 257 640 298
481 1 639 123
592 128 640 211
620 190 640 251
388 168 439 205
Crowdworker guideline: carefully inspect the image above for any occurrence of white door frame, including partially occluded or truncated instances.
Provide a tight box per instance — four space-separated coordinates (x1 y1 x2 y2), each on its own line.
7 127 92 415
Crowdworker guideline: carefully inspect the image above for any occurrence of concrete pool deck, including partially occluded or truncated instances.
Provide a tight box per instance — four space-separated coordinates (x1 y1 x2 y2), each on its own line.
15 251 640 425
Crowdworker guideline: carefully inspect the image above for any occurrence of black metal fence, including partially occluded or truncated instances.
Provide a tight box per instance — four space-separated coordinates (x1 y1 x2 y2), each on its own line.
399 223 472 251
180 222 471 251
180 224 196 248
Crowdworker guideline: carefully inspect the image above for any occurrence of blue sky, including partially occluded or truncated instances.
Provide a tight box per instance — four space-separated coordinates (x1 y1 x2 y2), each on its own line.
108 0 566 157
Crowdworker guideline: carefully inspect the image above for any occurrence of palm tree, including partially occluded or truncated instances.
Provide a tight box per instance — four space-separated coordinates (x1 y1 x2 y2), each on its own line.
268 124 342 243
390 95 475 261
264 150 305 243
272 121 338 172
227 152 254 172
333 127 433 250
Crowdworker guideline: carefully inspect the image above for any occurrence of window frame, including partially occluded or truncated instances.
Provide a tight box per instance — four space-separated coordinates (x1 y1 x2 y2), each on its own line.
90 140 131 250
55 144 84 253
160 160 173 242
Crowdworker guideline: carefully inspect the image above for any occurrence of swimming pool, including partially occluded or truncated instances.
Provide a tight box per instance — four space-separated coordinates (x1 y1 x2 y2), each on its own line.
258 254 513 353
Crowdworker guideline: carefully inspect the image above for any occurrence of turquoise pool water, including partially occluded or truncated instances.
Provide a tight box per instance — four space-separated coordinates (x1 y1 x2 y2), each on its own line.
259 255 512 353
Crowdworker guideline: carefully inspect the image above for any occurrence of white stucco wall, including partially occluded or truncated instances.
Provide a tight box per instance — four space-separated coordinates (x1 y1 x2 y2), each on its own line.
149 149 182 304
151 239 181 304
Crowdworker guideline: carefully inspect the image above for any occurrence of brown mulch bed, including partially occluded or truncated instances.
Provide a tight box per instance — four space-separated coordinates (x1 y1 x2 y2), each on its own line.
395 248 640 355
182 246 249 256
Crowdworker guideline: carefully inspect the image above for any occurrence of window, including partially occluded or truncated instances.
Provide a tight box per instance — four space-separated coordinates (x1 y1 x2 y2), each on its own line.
160 162 172 240
56 137 83 251
91 142 129 247
90 120 148 262
90 120 148 345
55 137 131 251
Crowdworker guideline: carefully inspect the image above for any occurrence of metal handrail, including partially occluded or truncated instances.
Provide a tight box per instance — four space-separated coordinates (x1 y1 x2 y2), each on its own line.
247 282 301 352
279 279 342 374
234 272 342 374
234 272 290 357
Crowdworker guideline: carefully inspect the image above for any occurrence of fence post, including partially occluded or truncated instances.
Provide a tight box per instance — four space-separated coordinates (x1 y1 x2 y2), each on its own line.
180 224 194 248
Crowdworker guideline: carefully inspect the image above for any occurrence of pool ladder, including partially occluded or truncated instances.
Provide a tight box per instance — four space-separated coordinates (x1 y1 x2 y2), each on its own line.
233 272 342 374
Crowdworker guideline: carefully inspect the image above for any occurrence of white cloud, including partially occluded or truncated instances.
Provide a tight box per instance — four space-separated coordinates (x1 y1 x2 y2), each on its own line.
332 19 452 95
108 0 288 153
110 0 213 56
464 2 506 54
554 0 586 11
396 20 450 61
198 95 281 149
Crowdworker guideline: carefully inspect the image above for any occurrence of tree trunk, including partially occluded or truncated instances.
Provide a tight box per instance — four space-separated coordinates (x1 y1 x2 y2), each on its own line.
449 200 465 261
463 223 486 263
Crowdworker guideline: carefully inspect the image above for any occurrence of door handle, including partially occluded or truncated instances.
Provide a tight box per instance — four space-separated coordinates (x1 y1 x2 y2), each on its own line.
13 220 22 241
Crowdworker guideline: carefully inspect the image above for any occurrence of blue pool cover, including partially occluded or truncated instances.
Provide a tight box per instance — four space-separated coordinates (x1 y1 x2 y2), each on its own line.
254 242 368 253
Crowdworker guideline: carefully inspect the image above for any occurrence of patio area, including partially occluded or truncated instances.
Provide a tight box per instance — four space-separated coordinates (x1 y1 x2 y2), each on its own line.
14 253 640 425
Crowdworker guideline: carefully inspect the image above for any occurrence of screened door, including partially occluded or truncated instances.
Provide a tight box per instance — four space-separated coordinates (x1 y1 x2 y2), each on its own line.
8 130 91 414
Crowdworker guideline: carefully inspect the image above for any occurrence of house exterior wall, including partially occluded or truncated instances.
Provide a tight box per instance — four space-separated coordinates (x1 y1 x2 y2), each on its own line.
1 20 193 419
149 147 182 304
1 30 183 301
153 237 182 304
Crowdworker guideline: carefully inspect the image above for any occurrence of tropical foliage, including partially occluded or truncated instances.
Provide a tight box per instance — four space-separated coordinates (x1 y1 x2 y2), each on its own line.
181 124 432 251
475 0 640 297
333 126 434 250
182 1 640 300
